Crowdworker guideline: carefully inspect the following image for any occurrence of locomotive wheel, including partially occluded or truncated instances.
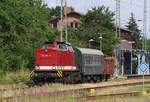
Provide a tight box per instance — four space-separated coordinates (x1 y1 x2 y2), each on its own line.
75 73 82 83
62 71 82 84
63 74 72 84
99 75 104 81
92 76 98 83
32 76 47 86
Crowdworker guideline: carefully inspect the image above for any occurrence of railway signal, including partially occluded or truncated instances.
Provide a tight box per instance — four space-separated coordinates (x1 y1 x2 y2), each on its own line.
139 63 148 73
139 63 149 92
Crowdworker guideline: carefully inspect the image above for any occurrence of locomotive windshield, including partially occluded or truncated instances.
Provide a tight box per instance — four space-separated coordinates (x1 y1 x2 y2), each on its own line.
59 44 67 50
68 45 74 52
43 43 52 48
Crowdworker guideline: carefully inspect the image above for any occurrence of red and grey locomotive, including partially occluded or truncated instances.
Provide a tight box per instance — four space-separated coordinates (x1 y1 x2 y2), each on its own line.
31 41 115 84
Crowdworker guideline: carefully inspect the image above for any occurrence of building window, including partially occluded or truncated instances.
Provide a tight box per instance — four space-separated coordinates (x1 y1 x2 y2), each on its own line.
53 22 57 28
75 22 78 28
71 22 74 28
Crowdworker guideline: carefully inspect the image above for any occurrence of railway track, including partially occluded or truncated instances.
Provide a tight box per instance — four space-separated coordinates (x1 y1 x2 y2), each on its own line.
77 91 150 100
1 79 150 91
2 79 150 101
80 80 150 91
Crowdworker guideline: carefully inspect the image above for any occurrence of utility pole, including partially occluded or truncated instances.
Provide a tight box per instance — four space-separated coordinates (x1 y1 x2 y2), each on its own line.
115 0 121 76
143 0 147 51
64 0 68 43
60 0 64 42
115 0 118 37
116 0 121 38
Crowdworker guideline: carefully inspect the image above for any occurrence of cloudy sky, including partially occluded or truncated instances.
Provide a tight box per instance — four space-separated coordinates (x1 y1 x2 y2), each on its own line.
44 0 150 38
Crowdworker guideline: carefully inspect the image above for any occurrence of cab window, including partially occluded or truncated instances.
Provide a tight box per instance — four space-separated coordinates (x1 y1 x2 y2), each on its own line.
68 45 74 52
43 43 52 48
59 44 67 51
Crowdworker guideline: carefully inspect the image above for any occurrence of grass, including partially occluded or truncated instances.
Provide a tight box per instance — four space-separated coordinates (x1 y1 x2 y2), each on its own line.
2 95 150 102
1 81 150 102
0 71 150 102
110 84 150 93
90 84 150 96
91 96 150 102
3 96 78 102
0 70 30 84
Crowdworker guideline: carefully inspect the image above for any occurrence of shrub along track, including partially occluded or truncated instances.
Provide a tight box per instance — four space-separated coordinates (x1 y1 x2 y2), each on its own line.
2 79 150 102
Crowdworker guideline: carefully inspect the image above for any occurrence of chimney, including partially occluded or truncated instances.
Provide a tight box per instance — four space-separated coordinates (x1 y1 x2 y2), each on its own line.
64 7 74 14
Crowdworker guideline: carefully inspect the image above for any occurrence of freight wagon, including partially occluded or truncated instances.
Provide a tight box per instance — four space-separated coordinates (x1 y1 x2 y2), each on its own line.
104 57 115 81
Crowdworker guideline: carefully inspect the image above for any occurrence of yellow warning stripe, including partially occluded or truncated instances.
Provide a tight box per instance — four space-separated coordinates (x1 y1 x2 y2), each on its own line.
30 70 34 78
57 70 63 77
58 70 62 77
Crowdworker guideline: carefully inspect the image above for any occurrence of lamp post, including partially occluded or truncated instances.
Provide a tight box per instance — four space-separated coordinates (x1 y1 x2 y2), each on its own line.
129 41 135 74
99 36 102 51
137 20 144 51
89 39 94 48
121 39 126 76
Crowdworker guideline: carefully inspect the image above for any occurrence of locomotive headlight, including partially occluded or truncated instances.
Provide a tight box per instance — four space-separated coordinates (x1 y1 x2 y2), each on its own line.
44 49 48 53
35 66 40 69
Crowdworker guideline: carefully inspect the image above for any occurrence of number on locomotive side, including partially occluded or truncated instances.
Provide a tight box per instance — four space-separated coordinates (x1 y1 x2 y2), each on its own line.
52 66 64 70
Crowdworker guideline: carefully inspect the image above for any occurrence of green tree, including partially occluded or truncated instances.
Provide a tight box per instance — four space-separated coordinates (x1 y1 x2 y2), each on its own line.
80 6 119 56
49 6 74 19
66 27 87 47
126 13 142 49
147 39 150 52
0 0 56 71
49 6 62 19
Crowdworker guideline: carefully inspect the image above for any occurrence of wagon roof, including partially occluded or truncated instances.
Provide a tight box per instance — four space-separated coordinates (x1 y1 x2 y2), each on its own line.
77 48 104 55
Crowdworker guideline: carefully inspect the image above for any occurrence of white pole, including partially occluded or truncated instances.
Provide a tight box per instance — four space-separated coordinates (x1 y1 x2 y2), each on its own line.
143 72 144 91
129 41 134 74
99 33 102 51
89 41 90 48
60 0 63 42
143 0 147 51
101 38 102 51
64 0 68 43
131 49 133 74
121 50 124 76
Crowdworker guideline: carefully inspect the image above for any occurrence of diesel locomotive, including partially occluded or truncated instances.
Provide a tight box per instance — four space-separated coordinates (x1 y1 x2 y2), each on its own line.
31 41 115 84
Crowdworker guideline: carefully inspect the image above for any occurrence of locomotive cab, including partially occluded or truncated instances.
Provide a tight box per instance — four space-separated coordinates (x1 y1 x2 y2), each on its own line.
43 41 73 51
34 41 76 73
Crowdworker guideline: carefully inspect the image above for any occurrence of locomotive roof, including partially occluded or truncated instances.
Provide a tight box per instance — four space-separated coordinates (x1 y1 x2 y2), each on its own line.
77 48 104 56
44 41 71 45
